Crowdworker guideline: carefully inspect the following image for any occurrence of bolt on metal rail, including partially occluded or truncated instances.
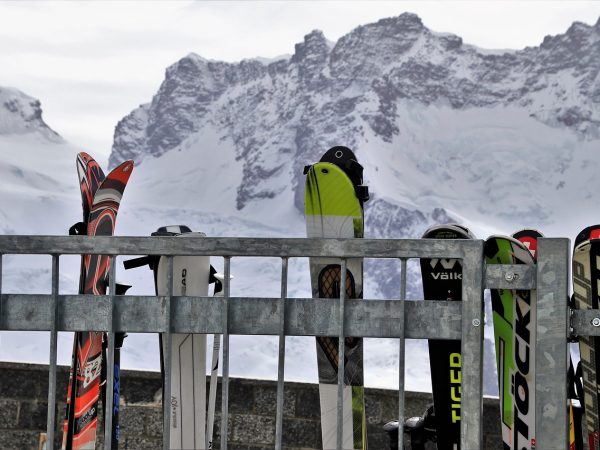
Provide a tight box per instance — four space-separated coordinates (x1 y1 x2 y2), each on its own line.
0 235 576 449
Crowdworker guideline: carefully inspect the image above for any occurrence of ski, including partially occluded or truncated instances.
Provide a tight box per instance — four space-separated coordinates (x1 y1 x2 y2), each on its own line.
62 157 133 450
100 284 130 450
304 146 369 450
206 269 224 450
124 225 221 449
62 152 105 450
572 225 600 450
485 234 536 450
420 223 474 450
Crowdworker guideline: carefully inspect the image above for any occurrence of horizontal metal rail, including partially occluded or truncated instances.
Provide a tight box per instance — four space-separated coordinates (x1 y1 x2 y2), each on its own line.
0 235 481 258
3 295 463 337
0 235 571 450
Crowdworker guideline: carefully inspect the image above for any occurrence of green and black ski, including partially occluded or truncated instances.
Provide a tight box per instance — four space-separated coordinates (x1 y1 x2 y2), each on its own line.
420 223 474 450
485 233 536 450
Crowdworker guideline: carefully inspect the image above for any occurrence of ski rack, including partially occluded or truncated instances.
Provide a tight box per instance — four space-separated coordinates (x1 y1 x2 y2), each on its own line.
0 235 574 450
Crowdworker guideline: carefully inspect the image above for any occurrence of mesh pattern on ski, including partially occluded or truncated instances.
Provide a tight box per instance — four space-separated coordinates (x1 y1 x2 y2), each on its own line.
318 265 355 299
316 265 356 372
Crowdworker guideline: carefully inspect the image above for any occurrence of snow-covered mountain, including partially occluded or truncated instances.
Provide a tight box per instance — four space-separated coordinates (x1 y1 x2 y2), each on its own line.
3 12 600 395
109 12 600 241
0 87 79 235
0 87 61 141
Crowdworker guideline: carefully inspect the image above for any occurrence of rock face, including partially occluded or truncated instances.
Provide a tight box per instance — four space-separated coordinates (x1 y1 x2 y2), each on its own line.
0 87 61 140
110 12 600 177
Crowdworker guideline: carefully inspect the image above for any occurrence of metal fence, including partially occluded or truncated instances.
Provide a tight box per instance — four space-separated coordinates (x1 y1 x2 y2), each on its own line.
0 235 585 450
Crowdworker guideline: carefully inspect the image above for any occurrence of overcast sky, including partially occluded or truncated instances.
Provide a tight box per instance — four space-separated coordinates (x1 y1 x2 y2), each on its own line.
2 1 600 165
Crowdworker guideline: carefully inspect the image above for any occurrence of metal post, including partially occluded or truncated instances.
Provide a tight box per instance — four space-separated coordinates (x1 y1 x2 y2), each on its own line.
163 256 173 450
275 257 288 450
459 241 485 448
0 253 3 330
336 259 348 450
398 258 407 450
535 238 570 449
221 257 231 450
104 257 117 450
47 254 59 450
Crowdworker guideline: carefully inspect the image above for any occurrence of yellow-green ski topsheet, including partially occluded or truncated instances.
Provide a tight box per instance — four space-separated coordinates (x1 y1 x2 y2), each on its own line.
485 236 536 450
305 162 363 238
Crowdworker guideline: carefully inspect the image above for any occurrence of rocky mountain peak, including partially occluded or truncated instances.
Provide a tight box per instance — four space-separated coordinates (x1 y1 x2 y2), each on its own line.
0 87 60 140
541 18 598 50
377 12 424 33
292 29 329 62
567 21 593 35
329 13 428 84
291 29 330 88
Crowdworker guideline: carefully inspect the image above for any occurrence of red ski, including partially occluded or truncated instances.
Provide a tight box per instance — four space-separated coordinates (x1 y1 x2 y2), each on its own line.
62 157 133 450
63 153 105 449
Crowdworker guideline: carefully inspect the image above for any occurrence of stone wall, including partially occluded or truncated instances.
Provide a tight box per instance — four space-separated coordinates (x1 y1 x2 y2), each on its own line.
0 361 502 449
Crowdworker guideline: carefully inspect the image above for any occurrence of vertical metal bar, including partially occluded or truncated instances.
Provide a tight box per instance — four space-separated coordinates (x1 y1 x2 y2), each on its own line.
163 256 174 450
398 258 407 450
275 257 288 450
459 241 485 449
336 259 348 450
0 254 3 330
104 257 117 450
46 254 59 450
535 238 570 449
221 257 231 450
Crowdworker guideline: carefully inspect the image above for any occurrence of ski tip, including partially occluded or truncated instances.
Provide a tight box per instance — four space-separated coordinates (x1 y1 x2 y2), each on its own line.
484 234 536 264
422 223 475 239
320 145 357 164
118 160 134 173
575 225 600 248
485 234 525 245
512 229 543 260
77 151 94 162
513 229 544 239
105 159 134 186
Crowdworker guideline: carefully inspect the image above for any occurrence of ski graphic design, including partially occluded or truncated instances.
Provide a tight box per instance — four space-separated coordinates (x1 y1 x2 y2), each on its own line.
485 234 536 450
63 158 133 450
63 152 105 450
123 225 223 449
573 225 600 450
512 229 581 450
304 146 369 450
420 223 474 450
512 229 543 261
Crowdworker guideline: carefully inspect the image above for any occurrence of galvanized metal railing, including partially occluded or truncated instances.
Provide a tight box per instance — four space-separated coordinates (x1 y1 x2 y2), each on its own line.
0 235 573 449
